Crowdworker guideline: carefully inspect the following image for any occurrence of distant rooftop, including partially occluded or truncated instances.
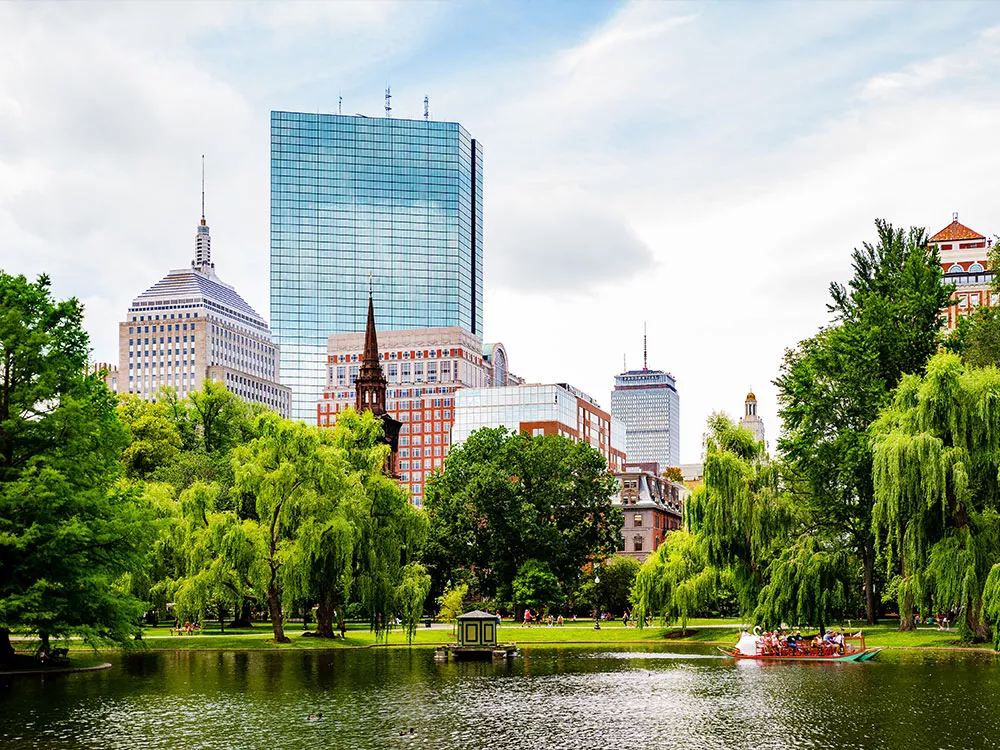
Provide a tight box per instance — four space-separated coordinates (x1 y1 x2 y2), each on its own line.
929 217 985 243
130 268 269 331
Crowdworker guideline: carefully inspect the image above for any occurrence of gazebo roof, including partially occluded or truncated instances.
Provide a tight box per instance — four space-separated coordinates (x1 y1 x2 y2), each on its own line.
456 609 496 620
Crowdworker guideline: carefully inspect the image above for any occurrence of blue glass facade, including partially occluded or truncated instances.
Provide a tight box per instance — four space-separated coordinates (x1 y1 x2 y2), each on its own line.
270 112 484 420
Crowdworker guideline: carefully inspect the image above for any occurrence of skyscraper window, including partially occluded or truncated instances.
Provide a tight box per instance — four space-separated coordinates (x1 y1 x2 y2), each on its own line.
270 111 483 420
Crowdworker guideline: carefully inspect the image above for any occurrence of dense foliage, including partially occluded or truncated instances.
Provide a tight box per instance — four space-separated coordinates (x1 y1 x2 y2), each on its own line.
0 273 149 665
634 220 977 639
424 427 622 614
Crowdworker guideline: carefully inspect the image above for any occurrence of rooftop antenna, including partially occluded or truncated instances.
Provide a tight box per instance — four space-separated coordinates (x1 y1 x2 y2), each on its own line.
200 154 205 224
643 322 648 370
954 211 959 222
338 94 343 115
424 95 429 121
623 353 627 372
385 86 392 118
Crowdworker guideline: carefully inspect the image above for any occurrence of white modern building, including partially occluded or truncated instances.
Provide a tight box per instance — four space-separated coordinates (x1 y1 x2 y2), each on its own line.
452 383 627 472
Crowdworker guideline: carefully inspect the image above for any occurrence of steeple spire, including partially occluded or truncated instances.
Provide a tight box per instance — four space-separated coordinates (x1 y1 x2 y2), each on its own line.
193 155 214 275
355 289 388 416
353 290 400 475
362 291 380 367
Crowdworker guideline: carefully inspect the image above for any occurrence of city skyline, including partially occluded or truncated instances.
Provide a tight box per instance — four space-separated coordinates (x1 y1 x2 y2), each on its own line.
4 2 1000 460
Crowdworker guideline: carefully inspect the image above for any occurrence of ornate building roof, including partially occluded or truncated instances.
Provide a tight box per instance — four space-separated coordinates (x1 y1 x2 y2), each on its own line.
929 219 985 243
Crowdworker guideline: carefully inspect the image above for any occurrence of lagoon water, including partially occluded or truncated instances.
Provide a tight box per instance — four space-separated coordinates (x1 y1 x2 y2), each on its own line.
3 645 1000 749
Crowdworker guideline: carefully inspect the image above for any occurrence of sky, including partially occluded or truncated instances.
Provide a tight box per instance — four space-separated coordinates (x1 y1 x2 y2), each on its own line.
3 0 1000 462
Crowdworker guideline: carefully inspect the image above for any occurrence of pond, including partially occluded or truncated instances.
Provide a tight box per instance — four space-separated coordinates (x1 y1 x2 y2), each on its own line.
2 645 999 749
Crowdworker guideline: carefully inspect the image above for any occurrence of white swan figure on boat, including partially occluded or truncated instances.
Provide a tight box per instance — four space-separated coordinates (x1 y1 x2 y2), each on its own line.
735 630 759 656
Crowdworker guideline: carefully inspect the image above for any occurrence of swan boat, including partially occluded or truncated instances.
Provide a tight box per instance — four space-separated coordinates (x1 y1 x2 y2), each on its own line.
718 628 881 662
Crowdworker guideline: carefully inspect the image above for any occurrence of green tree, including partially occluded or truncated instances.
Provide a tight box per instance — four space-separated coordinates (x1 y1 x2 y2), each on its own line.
590 556 640 615
873 353 1000 641
0 273 149 664
631 529 717 634
425 428 621 603
117 396 182 479
777 219 951 624
944 306 1000 368
232 413 346 643
686 414 787 616
170 482 265 632
436 583 469 635
754 535 849 634
512 559 563 614
331 410 429 640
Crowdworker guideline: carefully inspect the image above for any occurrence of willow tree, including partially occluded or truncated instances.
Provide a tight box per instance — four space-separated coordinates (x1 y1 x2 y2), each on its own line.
631 529 717 634
330 410 429 640
232 413 347 643
755 535 849 633
686 414 787 616
872 353 1000 641
778 220 951 624
170 482 265 632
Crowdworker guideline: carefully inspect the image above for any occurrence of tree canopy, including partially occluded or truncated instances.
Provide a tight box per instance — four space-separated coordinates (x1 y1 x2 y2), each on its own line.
776 219 951 623
424 427 621 609
0 272 149 664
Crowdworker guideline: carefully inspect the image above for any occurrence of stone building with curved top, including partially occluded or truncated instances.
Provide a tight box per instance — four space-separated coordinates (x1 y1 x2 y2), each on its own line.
116 194 290 416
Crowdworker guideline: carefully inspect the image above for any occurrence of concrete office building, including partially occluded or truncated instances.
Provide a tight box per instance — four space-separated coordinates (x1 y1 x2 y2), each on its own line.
118 193 290 415
610 338 680 470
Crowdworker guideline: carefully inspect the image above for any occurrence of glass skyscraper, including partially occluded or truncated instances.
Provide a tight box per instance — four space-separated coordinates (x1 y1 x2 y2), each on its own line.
611 368 680 470
270 111 484 420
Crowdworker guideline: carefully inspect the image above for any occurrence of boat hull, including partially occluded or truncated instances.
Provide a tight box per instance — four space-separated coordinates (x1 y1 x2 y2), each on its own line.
718 647 881 662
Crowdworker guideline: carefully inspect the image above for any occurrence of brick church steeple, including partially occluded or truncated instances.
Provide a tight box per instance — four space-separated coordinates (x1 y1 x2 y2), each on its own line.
355 292 401 476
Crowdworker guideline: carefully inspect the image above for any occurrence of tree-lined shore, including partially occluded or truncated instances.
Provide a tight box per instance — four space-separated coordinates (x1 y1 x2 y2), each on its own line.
6 218 1000 666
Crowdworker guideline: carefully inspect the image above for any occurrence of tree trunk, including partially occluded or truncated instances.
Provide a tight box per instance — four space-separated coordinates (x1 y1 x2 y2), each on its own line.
0 628 14 667
228 600 253 629
218 605 226 635
897 581 915 632
862 540 878 625
966 597 991 643
267 588 289 643
40 631 50 654
316 595 336 638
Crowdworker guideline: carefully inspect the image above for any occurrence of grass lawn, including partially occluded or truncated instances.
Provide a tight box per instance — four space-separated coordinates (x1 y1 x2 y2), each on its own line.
52 618 992 653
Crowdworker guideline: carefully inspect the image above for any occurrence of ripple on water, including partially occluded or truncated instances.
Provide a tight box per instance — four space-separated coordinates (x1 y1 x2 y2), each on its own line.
2 647 1000 749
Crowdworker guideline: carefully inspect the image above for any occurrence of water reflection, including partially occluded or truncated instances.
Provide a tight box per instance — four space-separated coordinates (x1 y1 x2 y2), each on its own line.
2 646 999 749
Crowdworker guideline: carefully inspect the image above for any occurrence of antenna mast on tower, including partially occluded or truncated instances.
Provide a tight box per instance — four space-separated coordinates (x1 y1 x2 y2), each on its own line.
643 322 648 370
424 95 429 120
385 86 392 117
338 94 343 115
200 154 205 223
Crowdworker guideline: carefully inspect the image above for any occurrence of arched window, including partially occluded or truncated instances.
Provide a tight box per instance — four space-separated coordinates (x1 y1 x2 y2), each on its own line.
947 263 965 274
969 262 985 273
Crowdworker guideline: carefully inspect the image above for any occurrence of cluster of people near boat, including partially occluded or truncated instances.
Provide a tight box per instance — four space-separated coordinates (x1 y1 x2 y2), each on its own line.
734 628 856 657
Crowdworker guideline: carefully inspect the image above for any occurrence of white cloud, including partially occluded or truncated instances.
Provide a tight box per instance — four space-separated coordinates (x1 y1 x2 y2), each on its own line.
4 0 1000 464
